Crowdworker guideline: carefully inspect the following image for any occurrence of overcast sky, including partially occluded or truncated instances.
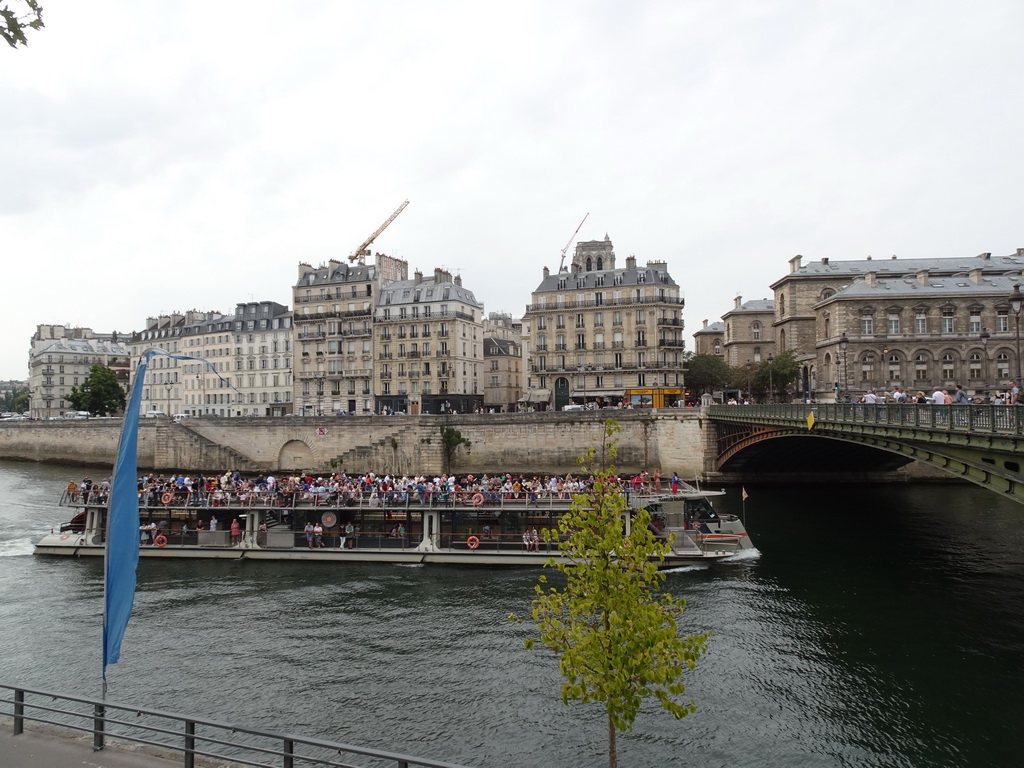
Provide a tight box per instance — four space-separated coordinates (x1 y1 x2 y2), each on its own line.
3 0 1022 381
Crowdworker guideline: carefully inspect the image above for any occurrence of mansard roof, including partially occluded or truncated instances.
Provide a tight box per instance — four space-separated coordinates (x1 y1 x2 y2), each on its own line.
378 276 482 308
827 272 1024 302
693 320 725 335
533 263 677 293
774 250 1024 288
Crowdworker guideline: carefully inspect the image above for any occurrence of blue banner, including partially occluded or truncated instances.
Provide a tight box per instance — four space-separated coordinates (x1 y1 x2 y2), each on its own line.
102 352 149 678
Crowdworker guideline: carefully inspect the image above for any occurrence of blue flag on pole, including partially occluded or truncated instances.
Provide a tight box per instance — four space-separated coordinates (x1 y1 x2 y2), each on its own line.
103 351 226 683
102 351 150 679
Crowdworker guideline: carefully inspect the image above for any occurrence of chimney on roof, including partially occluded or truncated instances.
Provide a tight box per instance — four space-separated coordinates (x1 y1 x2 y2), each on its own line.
891 254 897 259
626 256 637 270
702 319 708 329
434 268 445 284
543 266 550 278
328 259 341 270
414 270 423 285
821 257 829 265
734 295 743 309
789 254 803 273
865 272 877 287
917 269 929 286
866 255 873 261
1016 247 1024 257
454 274 462 287
970 268 984 284
297 262 311 279
975 252 991 260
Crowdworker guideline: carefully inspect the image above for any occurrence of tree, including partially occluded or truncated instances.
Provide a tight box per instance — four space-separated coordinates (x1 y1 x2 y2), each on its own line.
684 353 733 396
439 425 470 473
759 350 800 402
2 1 43 48
518 421 709 768
66 365 126 416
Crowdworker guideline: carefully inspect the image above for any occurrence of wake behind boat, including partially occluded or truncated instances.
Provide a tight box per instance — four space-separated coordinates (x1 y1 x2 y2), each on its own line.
36 474 754 566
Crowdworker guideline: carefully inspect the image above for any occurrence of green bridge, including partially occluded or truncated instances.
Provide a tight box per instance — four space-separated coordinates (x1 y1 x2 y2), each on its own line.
706 404 1024 505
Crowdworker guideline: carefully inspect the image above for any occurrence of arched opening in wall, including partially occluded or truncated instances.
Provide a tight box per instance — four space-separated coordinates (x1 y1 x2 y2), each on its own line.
278 439 315 472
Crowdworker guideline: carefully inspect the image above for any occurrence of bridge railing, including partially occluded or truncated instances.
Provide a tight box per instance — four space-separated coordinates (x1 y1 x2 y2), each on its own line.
708 403 1024 436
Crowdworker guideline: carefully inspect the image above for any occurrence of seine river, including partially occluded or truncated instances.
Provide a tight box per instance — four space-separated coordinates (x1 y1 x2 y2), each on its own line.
1 460 1022 767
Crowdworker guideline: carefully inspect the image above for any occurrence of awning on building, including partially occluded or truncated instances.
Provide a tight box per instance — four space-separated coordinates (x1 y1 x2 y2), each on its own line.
519 388 551 403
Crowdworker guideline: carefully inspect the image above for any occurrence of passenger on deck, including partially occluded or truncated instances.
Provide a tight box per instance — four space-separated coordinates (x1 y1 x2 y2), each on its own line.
230 518 241 546
304 521 314 548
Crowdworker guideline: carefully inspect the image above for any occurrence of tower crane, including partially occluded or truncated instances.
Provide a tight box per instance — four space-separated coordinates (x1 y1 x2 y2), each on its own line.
349 199 410 264
557 212 589 272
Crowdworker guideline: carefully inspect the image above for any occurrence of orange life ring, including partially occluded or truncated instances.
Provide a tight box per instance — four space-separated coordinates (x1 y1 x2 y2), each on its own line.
471 493 484 507
154 535 167 547
161 493 173 504
466 536 480 550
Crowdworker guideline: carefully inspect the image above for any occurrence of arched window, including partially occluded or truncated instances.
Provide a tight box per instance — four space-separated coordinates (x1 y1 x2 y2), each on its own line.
969 351 983 380
752 322 761 341
713 340 721 355
997 352 1010 380
778 294 786 316
914 353 929 382
860 353 876 382
941 352 956 381
586 258 593 271
885 353 901 382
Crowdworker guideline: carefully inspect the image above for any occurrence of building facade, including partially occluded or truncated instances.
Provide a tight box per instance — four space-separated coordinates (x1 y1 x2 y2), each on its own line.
373 268 485 415
769 250 1024 400
721 296 775 367
692 320 725 357
524 235 686 410
482 312 523 413
292 255 407 416
28 325 129 419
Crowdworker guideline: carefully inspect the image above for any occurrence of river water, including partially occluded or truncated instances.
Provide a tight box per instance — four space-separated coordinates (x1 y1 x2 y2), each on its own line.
1 459 1022 767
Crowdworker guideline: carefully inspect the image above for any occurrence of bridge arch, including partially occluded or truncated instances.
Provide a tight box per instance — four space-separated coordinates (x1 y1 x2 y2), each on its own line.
708 404 1024 504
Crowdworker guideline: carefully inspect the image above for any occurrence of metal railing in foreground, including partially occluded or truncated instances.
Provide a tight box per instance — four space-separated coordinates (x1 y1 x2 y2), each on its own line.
1 683 470 768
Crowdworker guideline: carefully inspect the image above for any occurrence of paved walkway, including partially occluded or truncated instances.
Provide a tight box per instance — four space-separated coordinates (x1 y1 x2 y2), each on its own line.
0 721 236 768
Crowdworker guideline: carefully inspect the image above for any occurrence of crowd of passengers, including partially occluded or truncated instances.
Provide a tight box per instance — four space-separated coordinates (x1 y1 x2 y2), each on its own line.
65 469 679 508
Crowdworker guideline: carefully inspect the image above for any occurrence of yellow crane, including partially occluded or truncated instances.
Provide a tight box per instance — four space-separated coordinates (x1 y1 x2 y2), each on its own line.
349 199 410 264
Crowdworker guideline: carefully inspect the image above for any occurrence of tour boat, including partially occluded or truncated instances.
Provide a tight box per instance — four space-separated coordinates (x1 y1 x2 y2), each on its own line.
34 482 753 566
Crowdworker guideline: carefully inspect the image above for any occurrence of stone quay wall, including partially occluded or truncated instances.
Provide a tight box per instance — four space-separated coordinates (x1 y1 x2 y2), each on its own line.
0 411 708 478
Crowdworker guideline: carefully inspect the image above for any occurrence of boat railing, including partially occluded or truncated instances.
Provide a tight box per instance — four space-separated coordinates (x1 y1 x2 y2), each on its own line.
0 682 468 768
60 487 673 514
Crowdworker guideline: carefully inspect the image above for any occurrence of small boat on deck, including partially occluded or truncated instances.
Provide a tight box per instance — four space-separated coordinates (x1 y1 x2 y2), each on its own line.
35 482 753 566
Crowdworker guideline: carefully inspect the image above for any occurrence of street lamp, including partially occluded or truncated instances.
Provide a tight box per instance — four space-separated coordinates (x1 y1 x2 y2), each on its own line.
165 384 172 417
881 347 889 393
745 360 752 402
767 353 774 403
839 333 849 403
1010 284 1023 396
980 327 990 395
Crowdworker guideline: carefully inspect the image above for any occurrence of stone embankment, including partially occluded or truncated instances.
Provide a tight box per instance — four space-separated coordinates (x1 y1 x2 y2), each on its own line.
0 410 707 477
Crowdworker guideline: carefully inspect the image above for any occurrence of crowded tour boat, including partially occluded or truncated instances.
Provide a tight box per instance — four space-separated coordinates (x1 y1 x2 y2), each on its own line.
35 471 754 566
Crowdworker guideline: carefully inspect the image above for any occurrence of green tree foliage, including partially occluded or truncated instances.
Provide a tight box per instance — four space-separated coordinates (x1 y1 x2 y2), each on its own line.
1 1 43 48
519 421 709 768
755 350 800 401
439 425 470 473
685 353 733 395
66 365 126 416
1 387 28 412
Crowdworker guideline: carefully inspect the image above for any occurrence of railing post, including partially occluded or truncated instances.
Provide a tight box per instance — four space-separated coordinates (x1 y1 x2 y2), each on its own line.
184 720 195 768
13 688 24 735
93 702 105 751
283 737 295 768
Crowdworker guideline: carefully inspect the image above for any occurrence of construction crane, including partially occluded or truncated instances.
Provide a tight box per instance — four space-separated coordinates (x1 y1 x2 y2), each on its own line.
349 199 410 264
557 212 589 272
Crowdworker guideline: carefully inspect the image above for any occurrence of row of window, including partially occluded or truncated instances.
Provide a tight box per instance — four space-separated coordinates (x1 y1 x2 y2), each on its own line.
535 309 678 330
